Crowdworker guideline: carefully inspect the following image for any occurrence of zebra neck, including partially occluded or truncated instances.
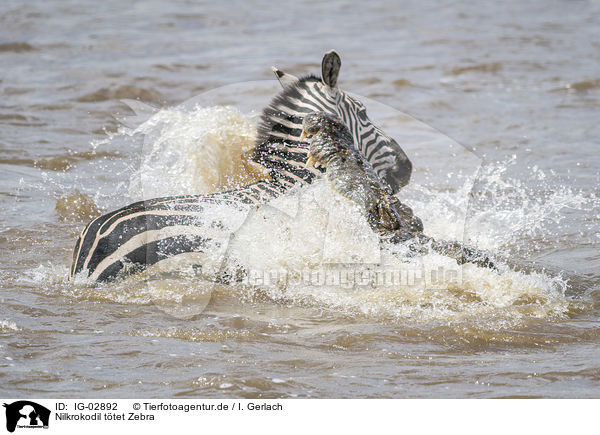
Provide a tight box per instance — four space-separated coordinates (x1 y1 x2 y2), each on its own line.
252 78 328 187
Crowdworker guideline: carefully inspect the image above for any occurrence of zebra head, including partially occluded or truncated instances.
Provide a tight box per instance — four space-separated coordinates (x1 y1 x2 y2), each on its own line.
251 50 412 193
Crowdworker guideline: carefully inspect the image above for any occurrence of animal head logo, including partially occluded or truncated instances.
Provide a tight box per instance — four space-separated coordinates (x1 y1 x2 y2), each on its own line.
3 401 50 433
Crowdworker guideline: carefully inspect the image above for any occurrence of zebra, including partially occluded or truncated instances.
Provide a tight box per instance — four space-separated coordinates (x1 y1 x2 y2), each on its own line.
70 50 414 282
254 50 412 193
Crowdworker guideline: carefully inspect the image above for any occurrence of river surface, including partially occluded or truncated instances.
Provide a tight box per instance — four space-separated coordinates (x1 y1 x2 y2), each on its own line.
1 0 599 398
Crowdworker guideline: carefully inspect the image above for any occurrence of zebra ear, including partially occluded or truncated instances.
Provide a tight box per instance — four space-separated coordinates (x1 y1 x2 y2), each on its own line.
321 50 341 88
272 66 300 88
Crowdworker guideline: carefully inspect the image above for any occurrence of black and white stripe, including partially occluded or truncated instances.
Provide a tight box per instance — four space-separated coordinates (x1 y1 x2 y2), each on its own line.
70 180 286 282
252 51 412 193
70 51 414 282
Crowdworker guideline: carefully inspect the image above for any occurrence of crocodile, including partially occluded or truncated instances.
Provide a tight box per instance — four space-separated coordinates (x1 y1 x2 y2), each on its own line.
302 111 496 269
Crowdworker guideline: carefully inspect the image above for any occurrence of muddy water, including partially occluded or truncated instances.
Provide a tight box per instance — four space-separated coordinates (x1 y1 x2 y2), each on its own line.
1 0 599 398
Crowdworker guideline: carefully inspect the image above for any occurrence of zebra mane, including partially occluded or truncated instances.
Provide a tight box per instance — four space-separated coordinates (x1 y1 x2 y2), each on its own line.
250 74 324 186
255 74 320 146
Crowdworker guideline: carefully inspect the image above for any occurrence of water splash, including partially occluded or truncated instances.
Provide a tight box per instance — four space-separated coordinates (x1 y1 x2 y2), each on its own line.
221 178 572 325
30 103 592 328
0 319 19 331
55 190 101 222
123 105 269 199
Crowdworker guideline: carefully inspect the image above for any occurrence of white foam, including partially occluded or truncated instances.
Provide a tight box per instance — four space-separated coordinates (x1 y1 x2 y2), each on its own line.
125 105 268 199
49 104 589 325
0 319 19 331
222 178 571 324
